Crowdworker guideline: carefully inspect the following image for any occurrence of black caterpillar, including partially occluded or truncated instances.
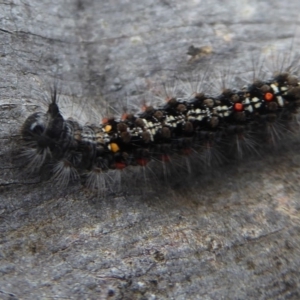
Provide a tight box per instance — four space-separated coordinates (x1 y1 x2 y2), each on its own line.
21 72 300 194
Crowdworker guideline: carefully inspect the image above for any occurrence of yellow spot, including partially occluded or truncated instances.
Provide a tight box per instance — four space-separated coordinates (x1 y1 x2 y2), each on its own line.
105 125 112 132
109 143 119 153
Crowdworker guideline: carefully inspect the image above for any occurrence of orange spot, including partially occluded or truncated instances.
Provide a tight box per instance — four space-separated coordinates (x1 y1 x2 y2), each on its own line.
121 113 128 121
234 103 243 112
109 143 119 153
137 158 148 166
264 92 273 101
102 118 109 124
105 125 112 133
161 154 170 162
115 162 126 170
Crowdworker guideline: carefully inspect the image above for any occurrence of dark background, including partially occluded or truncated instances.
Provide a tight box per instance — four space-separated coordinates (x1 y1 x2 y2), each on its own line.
1 0 300 299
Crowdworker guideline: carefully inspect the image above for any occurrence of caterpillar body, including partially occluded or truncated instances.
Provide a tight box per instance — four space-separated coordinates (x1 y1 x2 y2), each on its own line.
21 72 300 194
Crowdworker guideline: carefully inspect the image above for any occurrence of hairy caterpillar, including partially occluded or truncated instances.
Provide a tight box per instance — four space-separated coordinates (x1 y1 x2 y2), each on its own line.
3 1 300 300
20 66 300 196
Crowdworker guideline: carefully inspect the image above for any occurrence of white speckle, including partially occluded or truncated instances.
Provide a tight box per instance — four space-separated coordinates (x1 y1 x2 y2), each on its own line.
131 36 143 44
137 281 145 288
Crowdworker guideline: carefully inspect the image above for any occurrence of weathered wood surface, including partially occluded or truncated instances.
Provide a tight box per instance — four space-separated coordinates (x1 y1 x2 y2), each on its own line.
1 0 300 299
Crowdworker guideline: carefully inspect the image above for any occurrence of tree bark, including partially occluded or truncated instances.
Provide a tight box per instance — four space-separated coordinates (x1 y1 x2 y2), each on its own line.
1 0 300 299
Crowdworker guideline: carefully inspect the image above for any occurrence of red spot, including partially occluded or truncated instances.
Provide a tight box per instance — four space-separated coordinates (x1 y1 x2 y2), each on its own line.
161 154 170 162
264 92 274 101
234 103 243 112
137 158 148 166
115 162 126 170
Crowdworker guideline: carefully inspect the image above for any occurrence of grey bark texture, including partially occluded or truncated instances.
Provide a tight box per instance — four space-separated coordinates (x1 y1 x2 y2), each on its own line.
1 0 300 299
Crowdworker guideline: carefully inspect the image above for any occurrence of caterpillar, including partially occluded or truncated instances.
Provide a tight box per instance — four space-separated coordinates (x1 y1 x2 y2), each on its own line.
20 68 300 196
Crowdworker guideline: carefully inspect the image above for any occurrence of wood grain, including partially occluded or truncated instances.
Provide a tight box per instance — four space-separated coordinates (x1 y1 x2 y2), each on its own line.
1 0 300 299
